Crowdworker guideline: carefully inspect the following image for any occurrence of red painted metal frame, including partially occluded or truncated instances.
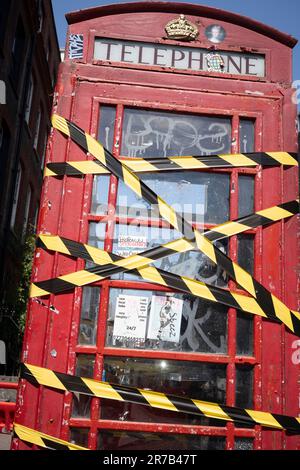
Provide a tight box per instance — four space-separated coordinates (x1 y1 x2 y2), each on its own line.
0 402 16 433
0 383 18 390
13 3 299 451
0 382 18 433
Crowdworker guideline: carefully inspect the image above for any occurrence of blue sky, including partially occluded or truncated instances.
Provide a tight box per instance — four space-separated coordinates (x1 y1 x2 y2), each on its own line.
52 0 300 82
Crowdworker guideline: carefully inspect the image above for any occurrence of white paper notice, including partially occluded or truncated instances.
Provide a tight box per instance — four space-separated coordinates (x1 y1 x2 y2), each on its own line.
113 294 149 342
147 295 183 343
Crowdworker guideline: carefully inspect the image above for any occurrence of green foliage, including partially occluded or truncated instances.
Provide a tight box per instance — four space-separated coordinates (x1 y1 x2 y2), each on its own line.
16 232 36 334
0 231 36 374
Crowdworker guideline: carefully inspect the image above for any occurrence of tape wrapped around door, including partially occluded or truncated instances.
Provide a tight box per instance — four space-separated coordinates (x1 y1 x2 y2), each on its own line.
37 114 300 337
21 363 300 434
32 197 299 330
44 151 298 177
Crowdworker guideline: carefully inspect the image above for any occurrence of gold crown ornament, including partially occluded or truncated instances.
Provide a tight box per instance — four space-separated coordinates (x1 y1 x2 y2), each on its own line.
165 14 199 41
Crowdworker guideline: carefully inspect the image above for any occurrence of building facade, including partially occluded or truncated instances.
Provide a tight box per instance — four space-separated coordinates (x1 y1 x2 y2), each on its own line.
0 0 60 374
13 2 299 450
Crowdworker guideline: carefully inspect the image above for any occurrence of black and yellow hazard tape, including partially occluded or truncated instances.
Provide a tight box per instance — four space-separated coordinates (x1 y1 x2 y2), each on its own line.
31 199 300 331
44 153 298 177
13 423 88 450
33 234 270 320
49 114 300 336
21 363 300 434
199 199 299 242
30 200 299 329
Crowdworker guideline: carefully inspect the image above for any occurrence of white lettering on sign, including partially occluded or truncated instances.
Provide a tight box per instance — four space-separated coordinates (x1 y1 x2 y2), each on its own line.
94 38 265 77
291 339 300 365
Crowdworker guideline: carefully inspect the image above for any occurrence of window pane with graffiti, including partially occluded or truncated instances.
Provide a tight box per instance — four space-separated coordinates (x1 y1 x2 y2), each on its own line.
239 118 255 153
100 357 227 426
121 108 231 158
98 105 116 152
106 289 228 354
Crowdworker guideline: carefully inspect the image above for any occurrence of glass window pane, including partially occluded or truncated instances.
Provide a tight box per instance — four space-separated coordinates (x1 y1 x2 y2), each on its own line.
70 428 89 447
117 171 230 224
111 223 178 281
236 365 253 408
88 222 106 249
71 355 95 418
108 224 228 285
236 312 253 356
98 429 225 450
237 234 254 275
234 438 254 450
239 119 255 153
238 175 254 218
121 108 231 158
78 287 100 345
91 175 110 215
106 289 228 354
101 357 227 426
98 105 116 152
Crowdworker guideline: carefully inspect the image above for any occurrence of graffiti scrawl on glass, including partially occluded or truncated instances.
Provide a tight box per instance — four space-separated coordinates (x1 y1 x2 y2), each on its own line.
121 109 231 158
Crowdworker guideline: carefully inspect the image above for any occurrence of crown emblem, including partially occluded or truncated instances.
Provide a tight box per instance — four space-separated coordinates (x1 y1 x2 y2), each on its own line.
165 14 198 41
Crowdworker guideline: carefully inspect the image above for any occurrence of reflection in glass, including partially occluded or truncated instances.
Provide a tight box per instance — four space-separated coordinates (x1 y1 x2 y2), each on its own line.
237 234 254 275
101 357 226 426
234 438 254 450
71 355 95 418
110 223 178 281
238 175 254 218
236 312 253 356
86 222 106 270
70 428 89 447
78 287 100 345
98 429 225 450
91 175 110 215
98 105 116 152
88 222 106 250
106 289 228 354
235 365 253 409
239 119 255 153
121 108 231 158
117 171 230 224
109 223 228 285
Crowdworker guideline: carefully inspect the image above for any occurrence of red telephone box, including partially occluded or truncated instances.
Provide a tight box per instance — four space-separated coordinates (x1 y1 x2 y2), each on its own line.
13 3 299 450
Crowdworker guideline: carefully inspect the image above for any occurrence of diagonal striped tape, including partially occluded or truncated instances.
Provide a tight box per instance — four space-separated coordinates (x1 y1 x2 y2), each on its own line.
34 234 268 320
44 152 298 177
49 115 300 335
21 363 300 434
31 200 299 294
33 217 299 332
13 423 88 450
31 201 298 326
